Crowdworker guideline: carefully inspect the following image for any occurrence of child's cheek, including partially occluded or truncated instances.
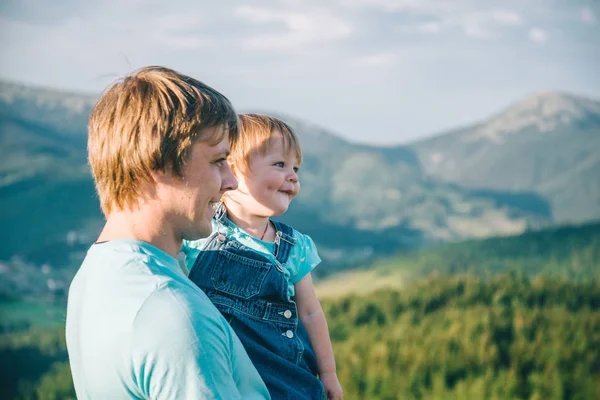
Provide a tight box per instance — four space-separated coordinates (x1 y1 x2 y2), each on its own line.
265 177 282 191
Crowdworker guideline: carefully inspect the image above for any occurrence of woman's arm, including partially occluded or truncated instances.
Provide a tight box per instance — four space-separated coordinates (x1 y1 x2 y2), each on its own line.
295 273 343 399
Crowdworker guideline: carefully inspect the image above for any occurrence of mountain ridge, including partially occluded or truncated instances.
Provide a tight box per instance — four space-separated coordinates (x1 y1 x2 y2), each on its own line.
1 80 595 281
409 90 600 223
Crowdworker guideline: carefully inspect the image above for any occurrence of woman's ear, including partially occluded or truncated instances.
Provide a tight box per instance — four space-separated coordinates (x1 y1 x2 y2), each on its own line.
150 169 170 184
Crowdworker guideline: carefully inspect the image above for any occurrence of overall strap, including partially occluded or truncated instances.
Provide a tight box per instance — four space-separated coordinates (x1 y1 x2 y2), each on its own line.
189 230 221 280
214 202 228 223
271 220 296 265
189 203 230 278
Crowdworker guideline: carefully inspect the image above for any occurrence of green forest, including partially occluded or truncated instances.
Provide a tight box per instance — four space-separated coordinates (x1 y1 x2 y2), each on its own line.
327 275 600 399
389 222 600 281
1 222 599 399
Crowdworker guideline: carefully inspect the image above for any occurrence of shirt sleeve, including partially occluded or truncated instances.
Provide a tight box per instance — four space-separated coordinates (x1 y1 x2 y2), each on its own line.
289 231 322 285
131 283 244 400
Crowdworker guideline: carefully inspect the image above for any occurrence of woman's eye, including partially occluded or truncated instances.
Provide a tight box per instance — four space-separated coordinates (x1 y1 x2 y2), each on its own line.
214 158 226 167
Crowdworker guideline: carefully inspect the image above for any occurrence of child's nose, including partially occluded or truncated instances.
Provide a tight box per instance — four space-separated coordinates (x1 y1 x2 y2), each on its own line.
288 171 298 182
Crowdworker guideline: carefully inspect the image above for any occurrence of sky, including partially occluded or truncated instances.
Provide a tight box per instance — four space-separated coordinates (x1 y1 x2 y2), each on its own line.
1 0 599 145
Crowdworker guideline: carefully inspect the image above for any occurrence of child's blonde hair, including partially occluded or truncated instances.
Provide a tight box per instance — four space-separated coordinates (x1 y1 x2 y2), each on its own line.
230 114 302 172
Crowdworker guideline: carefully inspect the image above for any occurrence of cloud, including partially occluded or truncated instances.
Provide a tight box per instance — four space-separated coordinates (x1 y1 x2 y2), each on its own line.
394 7 523 40
157 35 211 50
580 7 596 25
460 14 492 38
337 0 426 12
528 27 547 43
235 5 352 50
491 10 522 25
460 9 522 39
357 51 397 66
1 4 216 52
417 22 441 34
142 12 214 50
1 0 599 147
397 21 442 35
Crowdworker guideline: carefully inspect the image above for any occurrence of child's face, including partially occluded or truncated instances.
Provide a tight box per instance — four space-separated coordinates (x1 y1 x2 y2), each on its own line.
232 131 300 217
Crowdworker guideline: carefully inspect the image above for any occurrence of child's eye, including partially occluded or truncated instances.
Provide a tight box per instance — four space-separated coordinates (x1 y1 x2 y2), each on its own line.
274 162 285 168
293 167 299 173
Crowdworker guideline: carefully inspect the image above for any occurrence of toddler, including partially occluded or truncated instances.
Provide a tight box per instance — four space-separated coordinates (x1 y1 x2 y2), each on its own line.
183 114 343 400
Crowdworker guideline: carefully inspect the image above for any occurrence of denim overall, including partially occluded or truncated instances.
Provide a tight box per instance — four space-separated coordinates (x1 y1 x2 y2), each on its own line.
188 210 326 400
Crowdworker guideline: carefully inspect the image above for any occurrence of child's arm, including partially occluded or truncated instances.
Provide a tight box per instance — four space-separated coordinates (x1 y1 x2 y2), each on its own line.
295 272 343 400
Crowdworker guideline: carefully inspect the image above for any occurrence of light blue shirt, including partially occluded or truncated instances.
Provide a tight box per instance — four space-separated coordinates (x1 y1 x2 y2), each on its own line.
66 239 270 400
182 218 321 297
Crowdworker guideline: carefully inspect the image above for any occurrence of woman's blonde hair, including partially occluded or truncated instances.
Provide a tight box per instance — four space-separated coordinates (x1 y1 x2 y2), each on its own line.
88 66 238 215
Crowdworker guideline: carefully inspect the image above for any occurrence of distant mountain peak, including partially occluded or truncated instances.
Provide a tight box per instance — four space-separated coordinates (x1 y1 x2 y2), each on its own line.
0 79 98 136
468 91 600 143
0 80 97 115
512 91 600 117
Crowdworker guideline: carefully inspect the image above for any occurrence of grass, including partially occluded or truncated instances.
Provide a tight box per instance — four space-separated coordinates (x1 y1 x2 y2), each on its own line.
0 299 66 330
315 258 414 299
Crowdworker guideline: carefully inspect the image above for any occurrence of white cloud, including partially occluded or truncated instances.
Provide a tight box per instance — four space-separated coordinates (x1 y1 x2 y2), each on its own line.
457 9 521 39
2 0 599 146
341 2 522 40
529 27 547 43
459 13 497 39
580 7 596 25
357 51 397 66
397 9 523 40
417 22 441 34
148 12 212 50
462 26 486 38
398 21 442 35
235 6 352 50
338 0 459 20
158 35 211 50
338 0 424 12
491 10 522 25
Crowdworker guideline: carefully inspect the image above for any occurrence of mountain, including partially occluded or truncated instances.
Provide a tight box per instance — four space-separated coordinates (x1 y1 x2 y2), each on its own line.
315 220 600 298
276 113 551 244
0 80 96 136
0 80 585 299
0 81 100 272
410 91 600 223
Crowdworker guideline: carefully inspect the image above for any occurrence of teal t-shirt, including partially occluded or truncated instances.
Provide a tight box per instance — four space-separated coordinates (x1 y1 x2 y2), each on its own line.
182 219 321 298
66 239 270 400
